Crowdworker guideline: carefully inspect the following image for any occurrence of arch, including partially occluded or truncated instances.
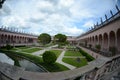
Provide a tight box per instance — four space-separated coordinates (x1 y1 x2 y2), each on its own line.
92 36 95 47
109 31 115 47
103 33 108 49
99 34 102 46
22 37 25 43
17 36 19 43
14 36 16 43
92 36 94 43
88 37 90 44
95 35 98 44
11 35 13 43
0 34 1 46
117 29 120 52
7 35 11 44
1 34 4 43
5 35 8 44
90 37 92 44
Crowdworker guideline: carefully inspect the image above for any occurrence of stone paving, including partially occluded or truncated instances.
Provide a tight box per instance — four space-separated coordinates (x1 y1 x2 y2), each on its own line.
32 45 76 70
32 49 46 56
56 50 76 70
14 45 108 70
63 56 85 58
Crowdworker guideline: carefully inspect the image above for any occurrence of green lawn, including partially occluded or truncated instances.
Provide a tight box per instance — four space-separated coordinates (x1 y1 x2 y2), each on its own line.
11 46 30 51
66 45 75 49
49 50 62 58
22 48 42 53
15 46 30 49
64 50 83 56
41 63 69 72
62 57 87 67
0 49 69 72
40 50 62 58
11 48 19 51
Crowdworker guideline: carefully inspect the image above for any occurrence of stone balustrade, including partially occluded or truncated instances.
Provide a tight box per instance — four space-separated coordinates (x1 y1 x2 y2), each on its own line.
0 54 120 80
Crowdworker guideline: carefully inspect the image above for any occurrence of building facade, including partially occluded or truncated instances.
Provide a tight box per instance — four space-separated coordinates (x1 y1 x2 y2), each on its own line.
76 6 120 56
0 27 38 47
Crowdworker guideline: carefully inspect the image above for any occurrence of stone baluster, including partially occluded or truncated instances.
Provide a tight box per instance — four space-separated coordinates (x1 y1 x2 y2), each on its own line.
100 17 103 25
116 5 120 12
96 22 98 27
105 14 108 22
110 10 114 17
109 61 114 72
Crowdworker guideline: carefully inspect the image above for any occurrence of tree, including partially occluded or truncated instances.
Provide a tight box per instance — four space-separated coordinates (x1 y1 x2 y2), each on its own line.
42 51 57 64
38 33 51 45
54 33 67 43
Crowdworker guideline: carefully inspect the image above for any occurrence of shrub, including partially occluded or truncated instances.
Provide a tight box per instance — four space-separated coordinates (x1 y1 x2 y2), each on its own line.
89 44 92 48
79 48 94 62
42 51 57 64
6 44 12 50
85 41 87 47
109 46 116 55
95 44 101 51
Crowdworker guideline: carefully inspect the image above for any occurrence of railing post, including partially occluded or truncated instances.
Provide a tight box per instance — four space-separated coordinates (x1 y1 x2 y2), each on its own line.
116 5 120 12
100 17 103 25
96 22 98 27
105 14 108 21
110 10 114 17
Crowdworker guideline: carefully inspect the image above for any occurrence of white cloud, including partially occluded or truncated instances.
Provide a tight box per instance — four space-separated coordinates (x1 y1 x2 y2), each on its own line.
0 0 117 36
83 20 94 28
59 0 74 7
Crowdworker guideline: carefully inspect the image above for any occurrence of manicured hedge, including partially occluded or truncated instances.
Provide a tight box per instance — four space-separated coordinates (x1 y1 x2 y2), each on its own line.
79 48 95 62
43 51 57 64
0 49 69 72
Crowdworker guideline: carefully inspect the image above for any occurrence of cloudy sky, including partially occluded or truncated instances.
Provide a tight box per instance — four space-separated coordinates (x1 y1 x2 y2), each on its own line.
0 0 120 36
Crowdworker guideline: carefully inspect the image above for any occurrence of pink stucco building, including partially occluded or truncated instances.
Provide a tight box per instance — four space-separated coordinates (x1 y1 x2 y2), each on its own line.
76 6 120 56
0 27 38 47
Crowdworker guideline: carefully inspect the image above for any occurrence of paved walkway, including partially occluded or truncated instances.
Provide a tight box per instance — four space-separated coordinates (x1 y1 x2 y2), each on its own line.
32 45 76 70
64 56 85 58
56 50 76 70
32 45 58 56
32 49 46 56
15 47 36 53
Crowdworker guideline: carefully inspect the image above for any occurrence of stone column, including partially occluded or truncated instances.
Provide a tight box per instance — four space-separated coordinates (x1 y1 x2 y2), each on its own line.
107 34 110 51
115 34 118 54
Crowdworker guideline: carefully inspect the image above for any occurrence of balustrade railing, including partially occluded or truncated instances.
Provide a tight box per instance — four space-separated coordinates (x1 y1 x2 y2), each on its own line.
0 50 120 80
78 5 120 38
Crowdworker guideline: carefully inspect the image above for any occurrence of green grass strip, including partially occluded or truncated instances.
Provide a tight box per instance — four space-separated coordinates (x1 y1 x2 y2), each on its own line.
79 48 95 62
15 46 30 49
22 48 42 53
64 50 83 56
41 63 69 72
62 57 87 67
0 49 69 72
49 50 62 58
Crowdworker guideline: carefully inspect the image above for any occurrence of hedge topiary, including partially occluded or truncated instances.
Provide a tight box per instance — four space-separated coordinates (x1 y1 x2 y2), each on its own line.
42 51 57 64
109 46 116 55
6 44 12 50
79 48 94 62
95 44 101 51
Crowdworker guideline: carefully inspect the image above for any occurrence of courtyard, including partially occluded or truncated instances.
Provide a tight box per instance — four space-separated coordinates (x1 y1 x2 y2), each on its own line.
0 45 94 72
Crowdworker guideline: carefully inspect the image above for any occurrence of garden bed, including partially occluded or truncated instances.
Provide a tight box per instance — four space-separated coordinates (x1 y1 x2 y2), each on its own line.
62 57 87 67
